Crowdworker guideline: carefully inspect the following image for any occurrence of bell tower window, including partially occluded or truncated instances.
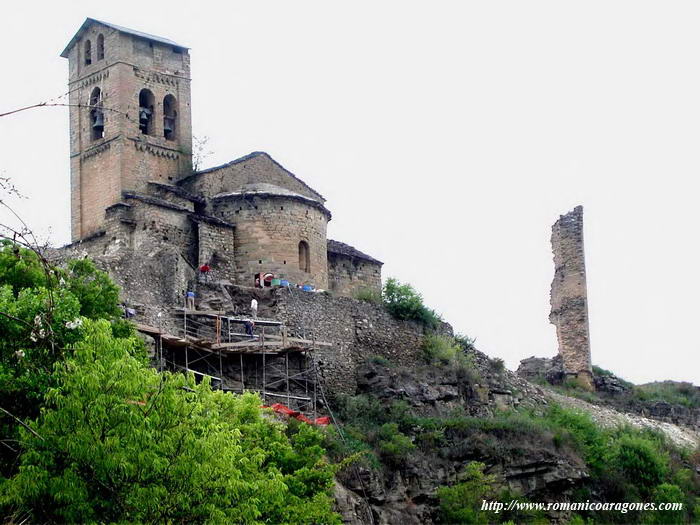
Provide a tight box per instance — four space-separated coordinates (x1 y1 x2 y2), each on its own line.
97 34 105 61
163 94 177 140
299 241 310 273
89 87 104 141
84 39 92 65
138 89 155 135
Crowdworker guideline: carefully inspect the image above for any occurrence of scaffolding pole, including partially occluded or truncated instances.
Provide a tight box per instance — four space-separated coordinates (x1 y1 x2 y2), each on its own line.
240 353 245 391
286 352 290 407
219 349 224 391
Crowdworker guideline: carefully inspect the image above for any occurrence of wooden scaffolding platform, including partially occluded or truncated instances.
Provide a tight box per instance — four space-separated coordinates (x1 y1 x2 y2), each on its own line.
136 308 329 415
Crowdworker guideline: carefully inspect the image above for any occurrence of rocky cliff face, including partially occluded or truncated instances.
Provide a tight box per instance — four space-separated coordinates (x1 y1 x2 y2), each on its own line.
331 347 699 524
332 351 589 524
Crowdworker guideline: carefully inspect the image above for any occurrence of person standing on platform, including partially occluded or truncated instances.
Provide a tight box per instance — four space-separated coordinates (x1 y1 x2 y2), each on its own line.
199 263 211 283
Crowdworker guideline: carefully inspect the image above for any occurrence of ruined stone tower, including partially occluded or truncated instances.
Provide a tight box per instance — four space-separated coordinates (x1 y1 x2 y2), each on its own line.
549 206 594 390
61 19 192 241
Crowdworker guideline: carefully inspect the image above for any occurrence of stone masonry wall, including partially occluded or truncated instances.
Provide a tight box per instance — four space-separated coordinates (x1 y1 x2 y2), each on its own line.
197 220 236 279
58 197 198 319
327 252 382 297
549 206 593 390
273 289 453 395
212 195 329 289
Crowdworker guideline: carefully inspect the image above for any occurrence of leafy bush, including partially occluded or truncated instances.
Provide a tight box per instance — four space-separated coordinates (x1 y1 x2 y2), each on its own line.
422 335 480 383
377 423 415 465
422 334 461 364
437 462 546 524
592 365 615 377
382 278 441 328
368 354 393 367
646 483 685 524
454 333 477 351
354 287 382 304
335 393 387 429
611 435 669 492
490 357 505 373
437 462 496 524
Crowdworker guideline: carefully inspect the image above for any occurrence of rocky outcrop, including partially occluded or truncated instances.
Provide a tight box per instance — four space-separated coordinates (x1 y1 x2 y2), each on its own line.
334 359 587 524
594 372 632 395
333 349 700 524
517 354 566 385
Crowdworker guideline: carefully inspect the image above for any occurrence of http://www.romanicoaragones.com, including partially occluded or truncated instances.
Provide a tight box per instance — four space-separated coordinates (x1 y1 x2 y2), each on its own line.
481 499 683 515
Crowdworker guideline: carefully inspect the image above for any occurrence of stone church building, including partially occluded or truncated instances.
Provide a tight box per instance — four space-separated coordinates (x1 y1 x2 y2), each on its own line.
60 18 382 304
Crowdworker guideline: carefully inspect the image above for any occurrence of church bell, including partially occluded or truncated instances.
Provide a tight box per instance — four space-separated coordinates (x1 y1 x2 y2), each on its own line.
92 110 104 131
139 107 152 124
163 117 174 134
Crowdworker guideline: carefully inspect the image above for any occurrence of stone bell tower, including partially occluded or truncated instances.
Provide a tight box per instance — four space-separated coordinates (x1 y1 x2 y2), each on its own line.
61 18 192 241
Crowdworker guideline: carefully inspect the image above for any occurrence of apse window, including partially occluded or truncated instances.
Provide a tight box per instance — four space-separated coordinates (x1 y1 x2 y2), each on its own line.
298 241 310 273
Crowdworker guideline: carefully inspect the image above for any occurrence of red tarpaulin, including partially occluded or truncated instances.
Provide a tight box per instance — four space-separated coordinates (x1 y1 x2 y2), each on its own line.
263 403 330 426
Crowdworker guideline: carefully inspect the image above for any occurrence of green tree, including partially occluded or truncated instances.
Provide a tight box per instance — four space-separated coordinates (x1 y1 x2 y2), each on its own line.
1 320 340 524
0 243 129 477
64 258 122 320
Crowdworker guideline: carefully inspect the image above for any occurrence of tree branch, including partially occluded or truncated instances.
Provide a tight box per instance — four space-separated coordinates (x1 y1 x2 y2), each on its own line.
0 406 44 441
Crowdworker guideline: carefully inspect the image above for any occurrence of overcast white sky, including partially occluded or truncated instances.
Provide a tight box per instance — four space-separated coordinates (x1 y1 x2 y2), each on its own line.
1 1 699 385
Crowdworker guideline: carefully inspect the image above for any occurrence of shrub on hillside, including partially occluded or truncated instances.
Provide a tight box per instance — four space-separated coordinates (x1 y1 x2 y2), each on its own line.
437 462 546 524
382 278 441 328
354 287 382 304
610 434 669 493
377 423 415 465
454 333 477 351
422 335 480 383
634 382 700 409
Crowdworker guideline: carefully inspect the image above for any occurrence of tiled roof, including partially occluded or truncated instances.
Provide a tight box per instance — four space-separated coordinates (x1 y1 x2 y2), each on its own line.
61 18 188 58
182 151 326 203
327 239 383 265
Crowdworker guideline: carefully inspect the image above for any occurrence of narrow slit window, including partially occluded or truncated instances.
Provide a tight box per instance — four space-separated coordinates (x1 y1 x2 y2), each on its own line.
298 241 310 273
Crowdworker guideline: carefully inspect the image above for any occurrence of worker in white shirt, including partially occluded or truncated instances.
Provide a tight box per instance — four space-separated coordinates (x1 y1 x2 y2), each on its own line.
251 298 258 319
